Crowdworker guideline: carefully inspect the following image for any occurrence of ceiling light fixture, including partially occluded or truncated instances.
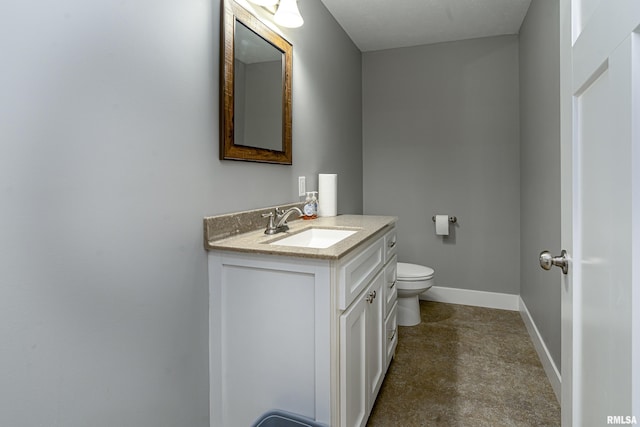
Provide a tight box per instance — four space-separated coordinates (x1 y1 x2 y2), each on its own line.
246 0 278 6
273 0 304 28
246 0 304 29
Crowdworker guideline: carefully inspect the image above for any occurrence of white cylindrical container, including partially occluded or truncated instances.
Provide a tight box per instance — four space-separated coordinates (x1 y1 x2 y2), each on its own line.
318 173 337 217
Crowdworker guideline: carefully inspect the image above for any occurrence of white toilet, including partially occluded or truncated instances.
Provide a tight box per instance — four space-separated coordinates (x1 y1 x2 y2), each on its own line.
396 262 435 326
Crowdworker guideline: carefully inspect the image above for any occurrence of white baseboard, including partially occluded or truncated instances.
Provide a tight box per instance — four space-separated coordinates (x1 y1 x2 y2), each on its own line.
518 297 561 403
419 285 520 311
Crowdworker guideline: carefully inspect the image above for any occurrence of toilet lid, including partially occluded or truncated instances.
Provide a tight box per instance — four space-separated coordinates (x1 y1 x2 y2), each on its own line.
397 262 434 281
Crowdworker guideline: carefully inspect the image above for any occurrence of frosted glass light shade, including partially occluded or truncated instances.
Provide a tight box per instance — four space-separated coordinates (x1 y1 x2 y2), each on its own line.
247 0 278 6
274 0 304 28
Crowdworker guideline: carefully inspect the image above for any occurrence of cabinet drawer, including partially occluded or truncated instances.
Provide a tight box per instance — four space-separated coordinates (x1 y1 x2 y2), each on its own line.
338 237 384 310
385 301 398 368
384 256 397 317
383 227 397 263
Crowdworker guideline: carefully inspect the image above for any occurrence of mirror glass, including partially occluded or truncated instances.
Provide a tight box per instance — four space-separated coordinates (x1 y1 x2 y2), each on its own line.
221 0 293 164
234 21 283 151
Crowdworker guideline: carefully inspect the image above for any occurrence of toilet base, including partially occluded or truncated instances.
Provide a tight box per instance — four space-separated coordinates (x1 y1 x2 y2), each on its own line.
397 295 421 326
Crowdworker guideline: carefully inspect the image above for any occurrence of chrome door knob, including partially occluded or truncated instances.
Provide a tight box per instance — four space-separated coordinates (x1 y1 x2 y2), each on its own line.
539 250 569 274
366 290 377 304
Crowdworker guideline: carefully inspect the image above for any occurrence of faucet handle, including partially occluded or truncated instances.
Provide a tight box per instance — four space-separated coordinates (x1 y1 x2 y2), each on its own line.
262 211 278 234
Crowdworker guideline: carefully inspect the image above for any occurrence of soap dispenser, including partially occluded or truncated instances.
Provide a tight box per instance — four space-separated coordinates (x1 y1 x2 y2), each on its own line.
303 191 318 220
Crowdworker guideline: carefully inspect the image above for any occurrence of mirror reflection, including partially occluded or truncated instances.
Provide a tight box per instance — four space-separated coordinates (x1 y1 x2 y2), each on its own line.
234 21 283 151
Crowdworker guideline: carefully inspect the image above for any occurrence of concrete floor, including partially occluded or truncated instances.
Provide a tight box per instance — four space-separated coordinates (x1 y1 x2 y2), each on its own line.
367 301 560 426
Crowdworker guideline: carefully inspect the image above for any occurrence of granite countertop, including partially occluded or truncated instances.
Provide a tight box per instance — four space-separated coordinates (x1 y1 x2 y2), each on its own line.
205 214 397 260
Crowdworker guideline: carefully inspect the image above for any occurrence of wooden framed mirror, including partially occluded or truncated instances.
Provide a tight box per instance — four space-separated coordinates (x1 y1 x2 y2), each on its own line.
221 0 293 165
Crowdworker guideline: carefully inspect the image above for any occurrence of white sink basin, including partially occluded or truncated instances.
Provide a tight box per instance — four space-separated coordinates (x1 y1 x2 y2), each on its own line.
270 228 358 249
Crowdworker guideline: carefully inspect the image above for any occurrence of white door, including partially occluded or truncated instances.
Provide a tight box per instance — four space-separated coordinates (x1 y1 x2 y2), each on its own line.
558 0 640 425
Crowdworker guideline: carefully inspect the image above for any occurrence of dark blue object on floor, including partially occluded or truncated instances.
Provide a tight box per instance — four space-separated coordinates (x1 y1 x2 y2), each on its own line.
252 410 327 427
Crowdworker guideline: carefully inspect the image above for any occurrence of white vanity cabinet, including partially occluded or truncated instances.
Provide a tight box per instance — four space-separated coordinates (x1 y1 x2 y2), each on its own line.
208 221 397 427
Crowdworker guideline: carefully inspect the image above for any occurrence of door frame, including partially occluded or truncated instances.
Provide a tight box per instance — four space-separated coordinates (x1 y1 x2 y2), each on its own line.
559 0 573 425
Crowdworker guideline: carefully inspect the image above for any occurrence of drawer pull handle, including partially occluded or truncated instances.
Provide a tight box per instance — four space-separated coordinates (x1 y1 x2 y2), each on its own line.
388 328 396 341
388 240 396 248
366 290 377 303
389 280 396 289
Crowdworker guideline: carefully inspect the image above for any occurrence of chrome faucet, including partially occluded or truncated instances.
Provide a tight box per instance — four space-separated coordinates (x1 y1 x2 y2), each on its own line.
262 207 303 235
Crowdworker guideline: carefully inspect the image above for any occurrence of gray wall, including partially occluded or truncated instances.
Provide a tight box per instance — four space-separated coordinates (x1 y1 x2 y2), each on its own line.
363 36 521 295
519 0 561 369
0 0 361 426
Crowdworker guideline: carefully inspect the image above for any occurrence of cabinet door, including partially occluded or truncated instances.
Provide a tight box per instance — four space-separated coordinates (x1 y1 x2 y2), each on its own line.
340 290 368 427
366 270 385 402
340 272 386 427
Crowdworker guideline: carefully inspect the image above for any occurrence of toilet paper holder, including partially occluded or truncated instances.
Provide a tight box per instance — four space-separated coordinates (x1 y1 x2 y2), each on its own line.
432 215 457 223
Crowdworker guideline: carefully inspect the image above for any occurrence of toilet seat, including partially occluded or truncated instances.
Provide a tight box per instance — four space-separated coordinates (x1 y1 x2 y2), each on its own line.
397 262 434 281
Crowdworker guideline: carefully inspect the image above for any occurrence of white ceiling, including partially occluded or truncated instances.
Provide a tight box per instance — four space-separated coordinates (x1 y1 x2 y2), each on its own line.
319 0 532 52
